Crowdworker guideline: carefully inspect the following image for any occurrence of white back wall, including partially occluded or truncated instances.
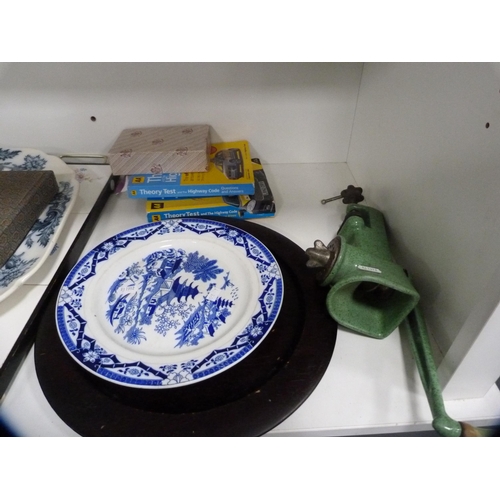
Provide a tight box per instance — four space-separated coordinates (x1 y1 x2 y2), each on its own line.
0 62 362 163
347 62 500 396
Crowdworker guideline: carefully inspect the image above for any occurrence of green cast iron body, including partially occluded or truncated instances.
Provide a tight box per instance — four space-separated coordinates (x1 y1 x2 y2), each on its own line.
312 203 479 436
321 205 420 339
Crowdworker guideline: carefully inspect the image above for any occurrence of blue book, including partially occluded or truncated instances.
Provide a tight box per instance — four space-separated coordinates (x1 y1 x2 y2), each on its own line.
127 141 255 199
145 161 275 222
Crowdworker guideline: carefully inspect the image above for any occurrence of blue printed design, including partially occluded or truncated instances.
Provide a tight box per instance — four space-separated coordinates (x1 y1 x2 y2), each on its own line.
56 219 283 388
183 251 223 282
174 294 233 348
104 248 230 347
0 148 47 171
0 253 38 288
25 181 73 248
0 148 21 162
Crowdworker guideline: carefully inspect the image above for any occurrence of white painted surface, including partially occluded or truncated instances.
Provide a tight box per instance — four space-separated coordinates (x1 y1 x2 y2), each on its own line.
439 267 500 399
347 62 500 397
0 349 79 437
0 285 45 368
0 62 362 164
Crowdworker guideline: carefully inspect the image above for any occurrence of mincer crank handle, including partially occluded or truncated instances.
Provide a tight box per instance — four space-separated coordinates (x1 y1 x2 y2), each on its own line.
402 306 490 437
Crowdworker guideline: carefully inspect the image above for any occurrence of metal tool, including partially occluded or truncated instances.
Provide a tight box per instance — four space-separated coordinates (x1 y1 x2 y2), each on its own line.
57 153 109 165
321 185 364 205
307 187 489 436
307 202 420 338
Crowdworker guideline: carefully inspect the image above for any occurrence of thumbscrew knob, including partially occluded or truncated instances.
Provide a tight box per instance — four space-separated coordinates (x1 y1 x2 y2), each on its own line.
321 185 364 205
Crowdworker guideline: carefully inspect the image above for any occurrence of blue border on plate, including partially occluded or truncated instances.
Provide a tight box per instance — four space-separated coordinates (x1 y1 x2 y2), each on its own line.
56 218 283 388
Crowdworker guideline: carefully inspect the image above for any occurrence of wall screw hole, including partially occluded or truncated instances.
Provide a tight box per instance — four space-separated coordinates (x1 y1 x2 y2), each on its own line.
90 116 96 122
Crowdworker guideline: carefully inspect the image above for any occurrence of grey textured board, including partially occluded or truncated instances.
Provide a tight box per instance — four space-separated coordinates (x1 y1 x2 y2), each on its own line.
0 170 58 268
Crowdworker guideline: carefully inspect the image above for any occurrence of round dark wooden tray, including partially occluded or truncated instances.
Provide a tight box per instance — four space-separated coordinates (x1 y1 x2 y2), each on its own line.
34 218 337 436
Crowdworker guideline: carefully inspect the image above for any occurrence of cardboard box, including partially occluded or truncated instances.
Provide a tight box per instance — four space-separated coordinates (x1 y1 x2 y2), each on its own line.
0 170 59 267
108 125 210 175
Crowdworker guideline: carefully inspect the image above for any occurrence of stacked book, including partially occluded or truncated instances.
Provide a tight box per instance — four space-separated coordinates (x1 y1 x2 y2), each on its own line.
125 140 276 221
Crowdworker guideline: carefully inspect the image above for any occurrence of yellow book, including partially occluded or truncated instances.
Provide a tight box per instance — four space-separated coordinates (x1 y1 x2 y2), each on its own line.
128 140 255 199
146 160 275 221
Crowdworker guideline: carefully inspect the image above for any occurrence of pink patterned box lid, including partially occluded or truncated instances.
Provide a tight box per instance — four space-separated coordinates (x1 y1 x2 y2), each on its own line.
108 125 210 175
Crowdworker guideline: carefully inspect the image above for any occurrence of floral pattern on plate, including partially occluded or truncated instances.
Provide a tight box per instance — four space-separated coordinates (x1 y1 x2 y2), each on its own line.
56 218 283 388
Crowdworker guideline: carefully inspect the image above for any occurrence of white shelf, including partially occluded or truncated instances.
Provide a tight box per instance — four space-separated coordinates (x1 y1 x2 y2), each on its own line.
2 162 499 436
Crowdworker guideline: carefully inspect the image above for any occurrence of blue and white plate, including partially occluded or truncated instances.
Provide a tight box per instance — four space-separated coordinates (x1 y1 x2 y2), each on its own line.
56 218 283 388
0 148 79 303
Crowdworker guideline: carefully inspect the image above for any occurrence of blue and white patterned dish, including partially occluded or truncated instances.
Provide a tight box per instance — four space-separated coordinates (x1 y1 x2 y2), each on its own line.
0 148 79 303
56 218 283 388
